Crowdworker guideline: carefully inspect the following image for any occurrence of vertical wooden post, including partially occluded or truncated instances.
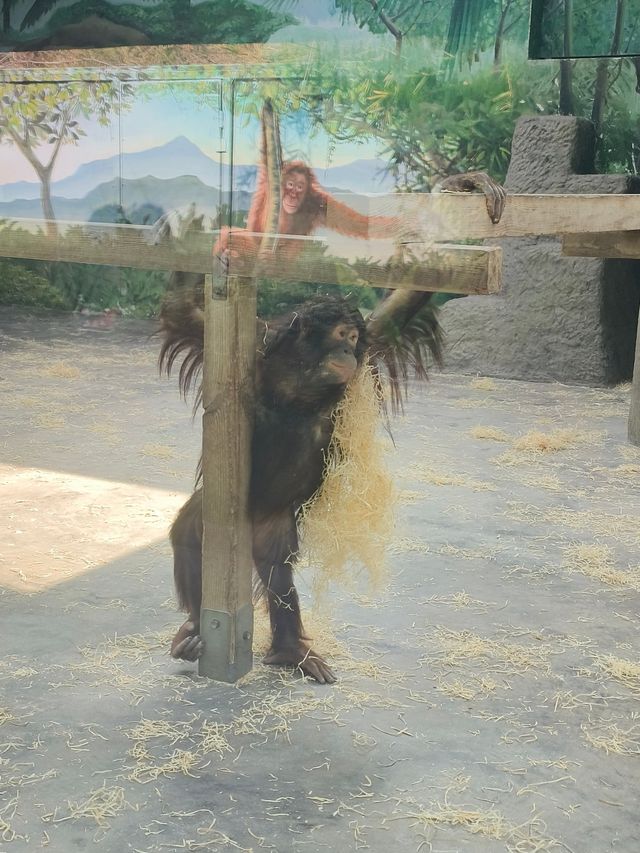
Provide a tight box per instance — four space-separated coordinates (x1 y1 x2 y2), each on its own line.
198 263 256 681
629 308 640 446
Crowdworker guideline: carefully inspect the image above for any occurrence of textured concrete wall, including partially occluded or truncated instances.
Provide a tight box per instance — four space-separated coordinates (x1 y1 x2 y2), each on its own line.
440 116 640 385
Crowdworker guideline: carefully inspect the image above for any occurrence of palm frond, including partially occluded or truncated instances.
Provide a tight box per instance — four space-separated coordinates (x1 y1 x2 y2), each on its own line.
20 0 61 31
444 0 495 59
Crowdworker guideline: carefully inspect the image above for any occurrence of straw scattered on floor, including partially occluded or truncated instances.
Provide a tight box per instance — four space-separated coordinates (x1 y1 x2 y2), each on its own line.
469 425 510 442
582 720 640 756
44 784 132 829
469 377 498 391
394 797 561 852
563 543 640 591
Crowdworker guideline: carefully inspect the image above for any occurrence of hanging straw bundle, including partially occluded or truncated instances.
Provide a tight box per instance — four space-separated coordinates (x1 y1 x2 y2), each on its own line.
298 360 396 595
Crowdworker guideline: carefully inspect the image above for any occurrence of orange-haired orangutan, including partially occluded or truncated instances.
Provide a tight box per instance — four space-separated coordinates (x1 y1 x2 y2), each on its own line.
214 97 504 263
214 158 396 268
246 159 394 239
217 159 505 266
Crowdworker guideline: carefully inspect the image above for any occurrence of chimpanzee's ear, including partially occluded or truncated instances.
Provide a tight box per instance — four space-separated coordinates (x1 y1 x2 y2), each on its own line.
366 290 443 414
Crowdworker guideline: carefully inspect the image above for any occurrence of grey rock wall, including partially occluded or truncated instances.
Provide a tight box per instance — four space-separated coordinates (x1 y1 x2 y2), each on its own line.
440 116 640 385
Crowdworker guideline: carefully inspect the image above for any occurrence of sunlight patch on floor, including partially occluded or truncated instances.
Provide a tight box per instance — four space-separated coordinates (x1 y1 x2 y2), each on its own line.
0 464 188 593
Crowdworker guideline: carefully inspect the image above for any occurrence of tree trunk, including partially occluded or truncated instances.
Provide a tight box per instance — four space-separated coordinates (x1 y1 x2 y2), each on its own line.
559 0 575 113
493 1 510 65
367 0 403 57
611 0 626 54
591 60 609 134
591 2 625 136
559 60 575 114
40 172 58 239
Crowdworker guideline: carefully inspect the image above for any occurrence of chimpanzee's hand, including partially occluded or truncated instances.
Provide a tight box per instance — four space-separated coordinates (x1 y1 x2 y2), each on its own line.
437 171 506 224
264 641 337 684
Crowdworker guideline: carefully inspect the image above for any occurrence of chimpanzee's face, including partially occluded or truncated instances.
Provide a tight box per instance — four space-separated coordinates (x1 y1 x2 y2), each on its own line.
315 322 360 386
260 305 366 409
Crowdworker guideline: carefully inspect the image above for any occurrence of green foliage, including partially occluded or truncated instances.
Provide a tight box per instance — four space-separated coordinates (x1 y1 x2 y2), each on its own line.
445 0 496 58
0 79 126 144
536 0 640 58
0 79 131 225
0 260 67 309
333 0 447 38
273 43 640 185
47 261 169 317
313 60 556 188
20 0 64 31
567 57 640 173
31 0 295 44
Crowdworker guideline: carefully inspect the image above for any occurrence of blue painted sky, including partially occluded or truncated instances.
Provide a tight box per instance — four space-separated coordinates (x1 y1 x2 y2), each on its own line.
0 81 381 185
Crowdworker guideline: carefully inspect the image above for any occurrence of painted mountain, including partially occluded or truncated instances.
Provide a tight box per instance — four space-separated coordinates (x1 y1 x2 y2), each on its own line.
0 136 395 223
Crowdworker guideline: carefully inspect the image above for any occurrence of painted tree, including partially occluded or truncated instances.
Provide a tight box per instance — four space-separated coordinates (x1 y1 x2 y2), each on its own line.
333 0 446 55
591 0 626 132
267 0 446 56
0 80 131 237
492 0 528 64
18 0 61 30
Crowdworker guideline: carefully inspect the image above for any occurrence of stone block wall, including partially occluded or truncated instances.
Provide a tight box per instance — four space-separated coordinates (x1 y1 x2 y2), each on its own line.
439 116 640 385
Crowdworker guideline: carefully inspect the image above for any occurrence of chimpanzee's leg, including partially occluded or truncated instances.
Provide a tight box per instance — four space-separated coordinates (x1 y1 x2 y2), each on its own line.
169 490 204 661
253 511 336 684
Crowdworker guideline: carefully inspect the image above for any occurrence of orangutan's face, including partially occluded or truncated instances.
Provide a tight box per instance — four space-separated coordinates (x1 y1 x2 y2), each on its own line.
282 171 308 215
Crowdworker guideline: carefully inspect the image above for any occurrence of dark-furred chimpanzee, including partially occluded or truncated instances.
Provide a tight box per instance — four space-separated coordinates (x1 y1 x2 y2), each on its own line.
158 186 505 683
160 276 440 683
161 287 441 683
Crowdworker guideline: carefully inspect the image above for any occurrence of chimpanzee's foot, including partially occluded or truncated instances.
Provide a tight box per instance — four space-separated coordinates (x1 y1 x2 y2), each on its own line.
264 641 336 684
170 620 203 661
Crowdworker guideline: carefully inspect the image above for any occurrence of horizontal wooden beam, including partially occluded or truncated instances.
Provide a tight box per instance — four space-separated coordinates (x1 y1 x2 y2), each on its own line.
0 219 501 294
0 219 215 272
562 231 640 260
362 192 640 241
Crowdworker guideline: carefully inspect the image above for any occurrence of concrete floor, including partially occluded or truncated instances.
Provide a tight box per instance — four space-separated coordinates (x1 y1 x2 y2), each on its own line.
1 307 639 853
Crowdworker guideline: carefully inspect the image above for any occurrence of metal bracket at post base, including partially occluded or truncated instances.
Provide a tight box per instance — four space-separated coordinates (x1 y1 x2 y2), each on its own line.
198 605 254 682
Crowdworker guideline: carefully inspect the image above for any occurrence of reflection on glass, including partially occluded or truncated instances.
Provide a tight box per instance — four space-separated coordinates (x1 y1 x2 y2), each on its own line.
530 0 638 59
